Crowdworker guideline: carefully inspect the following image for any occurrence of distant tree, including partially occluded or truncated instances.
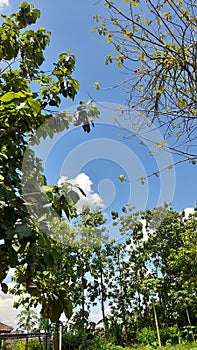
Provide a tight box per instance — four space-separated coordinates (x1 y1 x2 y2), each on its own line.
17 309 38 350
17 309 38 332
108 204 197 345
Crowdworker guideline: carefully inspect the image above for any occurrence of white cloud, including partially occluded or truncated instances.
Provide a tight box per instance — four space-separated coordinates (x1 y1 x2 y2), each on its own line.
0 0 10 12
0 280 41 330
0 283 23 329
183 207 194 218
58 173 104 211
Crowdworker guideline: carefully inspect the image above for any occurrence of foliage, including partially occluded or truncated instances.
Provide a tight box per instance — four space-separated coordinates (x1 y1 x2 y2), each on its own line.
137 327 158 347
93 0 197 162
11 207 107 331
9 205 197 350
132 344 197 350
16 309 38 332
12 233 75 322
10 340 41 350
12 203 197 348
1 341 6 350
0 1 81 290
136 326 179 347
62 331 132 350
62 329 98 350
0 2 100 326
2 2 197 350
62 329 197 350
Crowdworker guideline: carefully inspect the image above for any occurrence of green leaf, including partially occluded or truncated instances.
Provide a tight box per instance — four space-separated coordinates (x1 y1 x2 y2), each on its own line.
27 285 41 297
64 299 73 319
50 299 63 323
118 174 126 182
68 190 80 204
131 0 139 5
43 252 54 267
0 92 25 102
77 186 86 197
15 219 32 238
111 210 119 220
27 97 41 115
94 82 101 90
1 283 8 294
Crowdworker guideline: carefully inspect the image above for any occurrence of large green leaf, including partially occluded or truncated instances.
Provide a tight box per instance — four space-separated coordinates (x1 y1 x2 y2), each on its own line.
50 299 64 323
0 91 26 102
64 298 73 319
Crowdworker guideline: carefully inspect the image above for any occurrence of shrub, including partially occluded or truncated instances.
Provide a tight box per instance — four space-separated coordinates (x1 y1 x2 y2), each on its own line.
160 326 179 345
10 339 41 350
1 340 6 350
136 328 158 347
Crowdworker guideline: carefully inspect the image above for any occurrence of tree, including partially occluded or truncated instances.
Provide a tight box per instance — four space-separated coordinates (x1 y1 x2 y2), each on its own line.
108 204 197 346
11 219 76 350
88 242 116 339
11 207 107 349
68 206 107 331
0 2 98 290
17 309 38 332
17 309 38 350
93 0 197 163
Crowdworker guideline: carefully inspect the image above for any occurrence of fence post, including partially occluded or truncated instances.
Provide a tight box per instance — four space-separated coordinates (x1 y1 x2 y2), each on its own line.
59 323 62 350
46 333 50 350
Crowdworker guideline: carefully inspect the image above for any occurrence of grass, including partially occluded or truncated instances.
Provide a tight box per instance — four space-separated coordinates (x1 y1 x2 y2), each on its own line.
130 344 197 350
93 342 197 350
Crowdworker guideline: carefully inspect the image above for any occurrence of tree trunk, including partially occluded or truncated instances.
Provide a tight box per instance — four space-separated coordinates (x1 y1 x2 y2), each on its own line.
186 305 195 342
117 254 129 345
100 269 107 338
25 337 28 350
81 269 86 330
38 335 42 350
52 322 59 350
143 296 152 328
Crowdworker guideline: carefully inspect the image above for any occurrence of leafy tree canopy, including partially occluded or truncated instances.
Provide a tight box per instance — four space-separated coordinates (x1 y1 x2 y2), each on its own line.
0 2 97 290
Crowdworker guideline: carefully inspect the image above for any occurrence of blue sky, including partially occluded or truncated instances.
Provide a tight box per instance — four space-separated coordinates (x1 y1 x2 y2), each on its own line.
0 0 197 327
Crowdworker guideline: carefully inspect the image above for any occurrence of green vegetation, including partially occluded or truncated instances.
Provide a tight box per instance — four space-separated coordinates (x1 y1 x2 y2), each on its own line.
0 2 197 350
0 1 78 288
12 205 197 349
11 340 41 350
0 1 98 327
3 338 197 350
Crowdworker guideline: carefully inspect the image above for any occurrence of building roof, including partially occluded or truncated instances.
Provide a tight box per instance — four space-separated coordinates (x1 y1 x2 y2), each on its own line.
0 322 13 333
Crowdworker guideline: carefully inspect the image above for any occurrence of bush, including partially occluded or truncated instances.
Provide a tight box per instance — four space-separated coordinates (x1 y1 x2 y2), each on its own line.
62 333 132 350
12 340 26 350
160 326 179 345
10 339 41 350
62 331 88 350
1 340 6 350
136 328 158 347
28 340 41 350
136 326 181 347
